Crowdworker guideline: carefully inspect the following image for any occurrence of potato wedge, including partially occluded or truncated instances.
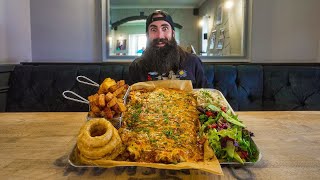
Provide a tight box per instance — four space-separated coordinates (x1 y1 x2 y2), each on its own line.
107 97 117 108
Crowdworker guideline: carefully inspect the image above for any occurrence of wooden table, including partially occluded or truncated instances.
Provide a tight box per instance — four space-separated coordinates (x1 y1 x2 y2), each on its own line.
0 111 319 179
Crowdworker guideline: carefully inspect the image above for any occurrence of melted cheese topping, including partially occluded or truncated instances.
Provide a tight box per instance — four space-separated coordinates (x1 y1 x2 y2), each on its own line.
119 88 203 163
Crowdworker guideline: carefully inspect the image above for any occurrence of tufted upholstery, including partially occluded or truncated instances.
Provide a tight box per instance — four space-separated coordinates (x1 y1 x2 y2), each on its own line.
6 63 320 112
263 66 320 110
6 64 129 112
204 65 263 111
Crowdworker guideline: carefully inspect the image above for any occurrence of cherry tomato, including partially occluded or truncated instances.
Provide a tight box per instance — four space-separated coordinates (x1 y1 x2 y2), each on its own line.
211 124 217 128
221 106 227 112
205 111 214 117
239 150 249 159
208 124 217 129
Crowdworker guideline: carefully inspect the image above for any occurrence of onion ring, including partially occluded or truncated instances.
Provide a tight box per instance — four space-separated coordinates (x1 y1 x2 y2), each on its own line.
78 143 125 163
77 123 123 159
77 118 113 148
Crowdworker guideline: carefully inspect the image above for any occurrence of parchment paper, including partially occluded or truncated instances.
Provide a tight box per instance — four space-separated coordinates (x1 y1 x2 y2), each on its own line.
130 80 193 91
70 146 223 175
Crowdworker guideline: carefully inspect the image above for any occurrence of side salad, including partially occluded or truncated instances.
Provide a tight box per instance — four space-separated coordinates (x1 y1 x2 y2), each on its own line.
195 89 259 164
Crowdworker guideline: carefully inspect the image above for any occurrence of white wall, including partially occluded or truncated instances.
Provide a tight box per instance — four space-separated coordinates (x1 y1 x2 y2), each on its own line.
0 0 8 62
0 0 32 64
1 0 320 63
30 0 101 62
251 0 320 62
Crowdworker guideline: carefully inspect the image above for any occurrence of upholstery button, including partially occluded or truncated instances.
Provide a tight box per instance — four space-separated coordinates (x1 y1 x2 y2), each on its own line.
235 79 240 86
301 101 306 106
287 81 291 86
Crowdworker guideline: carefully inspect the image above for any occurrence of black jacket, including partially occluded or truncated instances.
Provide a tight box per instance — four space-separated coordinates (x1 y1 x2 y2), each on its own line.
128 53 208 88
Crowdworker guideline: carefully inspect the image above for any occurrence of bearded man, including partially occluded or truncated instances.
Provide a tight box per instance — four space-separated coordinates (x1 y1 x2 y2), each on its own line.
128 10 207 88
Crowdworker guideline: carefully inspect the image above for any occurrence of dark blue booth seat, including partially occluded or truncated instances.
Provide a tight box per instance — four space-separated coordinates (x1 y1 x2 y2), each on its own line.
6 64 129 112
263 66 320 110
204 65 263 111
6 63 320 112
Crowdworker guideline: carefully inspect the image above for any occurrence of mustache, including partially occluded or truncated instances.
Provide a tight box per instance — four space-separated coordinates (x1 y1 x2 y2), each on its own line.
151 38 169 46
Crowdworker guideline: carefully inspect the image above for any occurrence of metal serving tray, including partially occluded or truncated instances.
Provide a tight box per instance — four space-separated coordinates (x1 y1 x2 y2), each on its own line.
68 137 261 167
68 88 261 168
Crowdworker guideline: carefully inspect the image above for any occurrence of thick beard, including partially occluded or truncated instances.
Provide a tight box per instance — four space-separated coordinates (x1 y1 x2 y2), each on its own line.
141 37 180 74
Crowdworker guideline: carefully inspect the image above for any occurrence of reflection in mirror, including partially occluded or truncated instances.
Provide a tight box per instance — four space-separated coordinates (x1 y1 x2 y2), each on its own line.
107 0 247 58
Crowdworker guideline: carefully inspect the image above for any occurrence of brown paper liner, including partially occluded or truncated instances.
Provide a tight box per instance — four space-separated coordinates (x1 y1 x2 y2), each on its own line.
130 80 194 92
73 145 223 175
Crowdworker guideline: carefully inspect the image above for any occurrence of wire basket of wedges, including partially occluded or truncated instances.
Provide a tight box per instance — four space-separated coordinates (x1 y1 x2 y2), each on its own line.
62 76 129 129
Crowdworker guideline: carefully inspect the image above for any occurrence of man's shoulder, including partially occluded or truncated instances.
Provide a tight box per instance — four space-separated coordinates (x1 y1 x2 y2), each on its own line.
184 53 203 65
130 57 144 66
186 53 200 59
132 57 143 63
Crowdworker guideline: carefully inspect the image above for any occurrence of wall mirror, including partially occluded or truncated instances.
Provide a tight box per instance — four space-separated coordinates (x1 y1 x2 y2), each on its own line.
104 0 248 60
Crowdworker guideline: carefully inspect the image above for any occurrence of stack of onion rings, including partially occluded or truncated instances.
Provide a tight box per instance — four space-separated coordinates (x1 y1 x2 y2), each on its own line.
77 118 124 163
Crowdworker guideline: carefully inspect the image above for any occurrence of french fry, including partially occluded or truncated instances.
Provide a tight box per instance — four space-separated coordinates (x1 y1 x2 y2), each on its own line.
90 104 100 113
97 88 105 94
107 97 117 108
117 93 125 98
117 101 127 112
100 78 116 91
98 94 105 107
103 107 113 119
87 78 128 119
105 92 114 102
109 84 118 93
88 95 95 103
112 85 125 97
93 94 100 106
117 80 125 86
111 103 120 112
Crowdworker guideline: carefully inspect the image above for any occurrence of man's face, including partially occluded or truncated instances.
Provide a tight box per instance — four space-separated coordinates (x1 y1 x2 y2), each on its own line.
147 14 175 48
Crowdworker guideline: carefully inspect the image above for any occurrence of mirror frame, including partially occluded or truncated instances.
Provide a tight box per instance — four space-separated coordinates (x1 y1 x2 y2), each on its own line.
101 0 252 62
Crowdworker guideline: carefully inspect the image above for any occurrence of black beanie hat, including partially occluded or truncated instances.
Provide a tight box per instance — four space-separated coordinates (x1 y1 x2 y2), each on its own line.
146 10 175 32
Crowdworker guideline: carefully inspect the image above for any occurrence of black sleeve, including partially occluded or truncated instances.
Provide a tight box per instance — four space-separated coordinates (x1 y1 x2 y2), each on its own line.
128 60 141 85
193 56 208 88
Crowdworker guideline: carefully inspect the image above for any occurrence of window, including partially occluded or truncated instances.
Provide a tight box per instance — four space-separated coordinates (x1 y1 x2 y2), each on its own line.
102 0 250 62
128 34 146 56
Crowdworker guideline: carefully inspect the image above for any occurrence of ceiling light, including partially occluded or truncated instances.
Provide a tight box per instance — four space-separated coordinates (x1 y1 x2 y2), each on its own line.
225 1 234 9
199 20 203 27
